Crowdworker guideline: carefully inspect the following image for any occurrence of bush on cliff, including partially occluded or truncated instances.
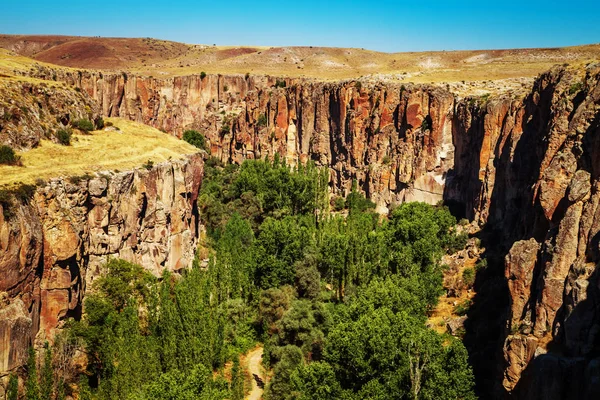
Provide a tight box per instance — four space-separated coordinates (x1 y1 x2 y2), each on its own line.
0 145 20 165
182 129 208 151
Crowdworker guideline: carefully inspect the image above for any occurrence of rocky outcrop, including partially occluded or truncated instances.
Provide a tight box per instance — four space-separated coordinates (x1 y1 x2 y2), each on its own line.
0 155 202 380
0 78 100 149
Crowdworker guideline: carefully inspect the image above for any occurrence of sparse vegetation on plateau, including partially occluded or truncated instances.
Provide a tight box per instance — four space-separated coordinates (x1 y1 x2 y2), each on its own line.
0 118 197 186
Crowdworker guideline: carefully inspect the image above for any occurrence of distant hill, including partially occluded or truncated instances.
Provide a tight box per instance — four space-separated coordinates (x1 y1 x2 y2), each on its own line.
0 34 599 82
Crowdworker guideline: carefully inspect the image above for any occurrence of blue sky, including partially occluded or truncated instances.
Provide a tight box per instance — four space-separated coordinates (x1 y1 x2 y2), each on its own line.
2 0 599 52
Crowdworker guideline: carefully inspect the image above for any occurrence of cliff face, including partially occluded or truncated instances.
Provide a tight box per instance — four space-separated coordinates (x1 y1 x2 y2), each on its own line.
447 65 600 399
26 66 456 211
15 62 600 398
0 155 202 380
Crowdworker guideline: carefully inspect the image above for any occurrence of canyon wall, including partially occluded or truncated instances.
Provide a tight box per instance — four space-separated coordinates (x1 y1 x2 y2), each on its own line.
447 65 600 399
26 66 456 211
12 62 600 398
0 155 203 384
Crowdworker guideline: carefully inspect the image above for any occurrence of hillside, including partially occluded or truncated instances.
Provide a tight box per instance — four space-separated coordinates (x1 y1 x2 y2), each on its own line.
1 34 599 82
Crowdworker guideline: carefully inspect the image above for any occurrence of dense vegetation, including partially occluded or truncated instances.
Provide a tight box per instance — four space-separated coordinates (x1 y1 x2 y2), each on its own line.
30 157 474 399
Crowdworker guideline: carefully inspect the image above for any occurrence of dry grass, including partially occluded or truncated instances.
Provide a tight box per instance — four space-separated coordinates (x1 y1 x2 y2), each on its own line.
0 118 198 186
428 255 477 335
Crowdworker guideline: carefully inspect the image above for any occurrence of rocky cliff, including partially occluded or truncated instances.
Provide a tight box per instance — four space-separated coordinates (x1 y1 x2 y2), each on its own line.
11 61 600 398
25 65 459 211
455 65 600 399
0 77 101 150
0 155 202 383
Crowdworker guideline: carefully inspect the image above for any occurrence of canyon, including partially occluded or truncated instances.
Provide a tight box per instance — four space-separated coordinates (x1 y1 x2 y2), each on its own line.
1 44 600 398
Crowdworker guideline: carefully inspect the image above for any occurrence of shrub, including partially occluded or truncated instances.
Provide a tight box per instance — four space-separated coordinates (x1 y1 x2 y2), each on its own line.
421 117 431 132
447 232 469 253
12 184 36 203
462 267 475 288
56 129 72 145
68 173 93 185
73 119 94 132
355 81 362 90
454 299 472 316
0 183 37 219
382 155 391 165
0 145 20 165
275 79 286 88
257 114 268 127
475 258 488 271
182 130 208 151
569 82 584 95
0 189 13 218
223 85 229 92
143 160 154 170
332 196 346 211
95 117 105 130
200 71 207 80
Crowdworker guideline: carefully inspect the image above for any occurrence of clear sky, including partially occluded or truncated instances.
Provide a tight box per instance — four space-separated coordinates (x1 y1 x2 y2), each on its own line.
2 0 599 52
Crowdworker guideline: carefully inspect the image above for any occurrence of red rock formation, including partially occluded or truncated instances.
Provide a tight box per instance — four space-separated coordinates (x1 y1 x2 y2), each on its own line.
448 65 600 399
23 66 457 211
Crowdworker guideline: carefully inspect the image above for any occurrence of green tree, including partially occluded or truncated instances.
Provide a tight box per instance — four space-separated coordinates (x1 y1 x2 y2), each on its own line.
295 254 321 300
78 375 93 400
7 374 18 400
231 356 244 400
40 342 54 400
25 347 39 400
266 345 303 399
290 361 342 400
183 130 208 151
255 216 314 288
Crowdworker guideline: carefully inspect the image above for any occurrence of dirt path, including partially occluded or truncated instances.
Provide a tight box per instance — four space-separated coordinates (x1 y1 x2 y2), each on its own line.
245 346 265 400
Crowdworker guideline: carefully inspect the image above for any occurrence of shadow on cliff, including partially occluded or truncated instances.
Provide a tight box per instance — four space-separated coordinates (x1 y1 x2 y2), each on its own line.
509 110 600 400
510 262 600 400
444 76 563 398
